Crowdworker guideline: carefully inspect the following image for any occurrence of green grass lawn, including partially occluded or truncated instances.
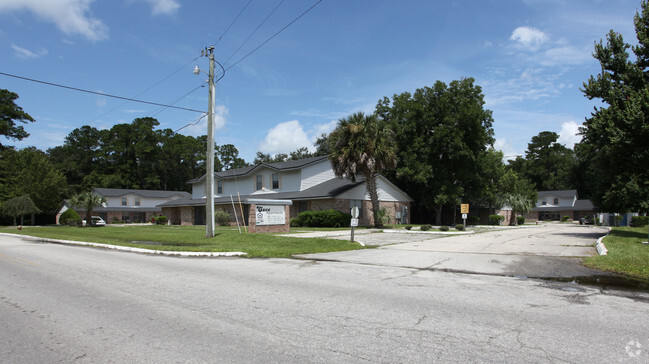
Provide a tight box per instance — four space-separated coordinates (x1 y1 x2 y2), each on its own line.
583 226 649 281
5 225 366 258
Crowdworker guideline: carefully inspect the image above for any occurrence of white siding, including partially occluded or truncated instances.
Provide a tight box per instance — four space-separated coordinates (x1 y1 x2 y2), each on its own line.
192 181 206 199
336 176 412 202
301 160 335 190
105 194 183 208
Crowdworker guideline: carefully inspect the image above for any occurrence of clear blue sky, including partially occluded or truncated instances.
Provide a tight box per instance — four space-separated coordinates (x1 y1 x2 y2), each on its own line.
0 0 642 162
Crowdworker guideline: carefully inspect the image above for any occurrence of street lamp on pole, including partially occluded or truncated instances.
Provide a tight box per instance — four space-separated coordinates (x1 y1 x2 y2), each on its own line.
194 46 216 238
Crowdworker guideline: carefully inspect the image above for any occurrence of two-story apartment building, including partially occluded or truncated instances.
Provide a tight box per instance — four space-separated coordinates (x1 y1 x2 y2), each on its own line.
57 188 190 224
524 189 595 221
159 156 413 226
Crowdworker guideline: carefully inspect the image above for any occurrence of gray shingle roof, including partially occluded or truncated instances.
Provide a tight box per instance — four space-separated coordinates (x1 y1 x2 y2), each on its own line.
92 188 190 199
189 156 329 183
537 190 578 199
159 177 363 207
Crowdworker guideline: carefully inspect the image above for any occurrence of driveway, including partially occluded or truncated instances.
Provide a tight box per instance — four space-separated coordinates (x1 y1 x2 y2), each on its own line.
294 224 611 278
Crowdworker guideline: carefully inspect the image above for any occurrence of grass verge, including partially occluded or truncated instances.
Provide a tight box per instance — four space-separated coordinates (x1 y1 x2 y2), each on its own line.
583 226 649 281
5 225 366 258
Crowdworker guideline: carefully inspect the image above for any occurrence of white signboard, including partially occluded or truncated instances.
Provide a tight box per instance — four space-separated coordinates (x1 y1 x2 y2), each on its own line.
462 213 467 219
255 205 285 226
350 218 359 227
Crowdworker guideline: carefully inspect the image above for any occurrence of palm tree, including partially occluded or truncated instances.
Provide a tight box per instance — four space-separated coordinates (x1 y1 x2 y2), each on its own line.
70 191 106 227
497 193 535 225
328 112 397 228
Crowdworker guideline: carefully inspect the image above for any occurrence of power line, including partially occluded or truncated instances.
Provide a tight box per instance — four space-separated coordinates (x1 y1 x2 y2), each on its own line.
224 0 286 67
0 71 206 114
151 83 207 117
214 0 253 48
225 0 323 71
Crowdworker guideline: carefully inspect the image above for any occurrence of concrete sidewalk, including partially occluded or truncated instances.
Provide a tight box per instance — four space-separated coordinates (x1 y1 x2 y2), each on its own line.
294 224 611 278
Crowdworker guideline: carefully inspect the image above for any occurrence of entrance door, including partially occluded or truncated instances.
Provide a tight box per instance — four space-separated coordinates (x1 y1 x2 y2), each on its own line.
194 206 205 225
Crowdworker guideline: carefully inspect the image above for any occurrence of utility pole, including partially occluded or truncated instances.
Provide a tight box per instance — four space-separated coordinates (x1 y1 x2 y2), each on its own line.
206 46 216 237
195 46 216 237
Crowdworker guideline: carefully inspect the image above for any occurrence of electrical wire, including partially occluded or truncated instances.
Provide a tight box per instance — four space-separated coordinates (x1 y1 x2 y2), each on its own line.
225 0 323 71
151 83 207 117
214 0 253 48
224 0 286 67
0 71 206 113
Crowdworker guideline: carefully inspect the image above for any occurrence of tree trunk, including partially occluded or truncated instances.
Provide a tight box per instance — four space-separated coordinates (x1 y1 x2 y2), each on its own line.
510 209 517 226
31 212 35 226
435 205 443 226
365 174 382 228
86 210 92 227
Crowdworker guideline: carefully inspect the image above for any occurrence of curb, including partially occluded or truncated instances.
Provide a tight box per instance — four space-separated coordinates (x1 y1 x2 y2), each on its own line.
382 229 475 235
0 233 247 257
595 227 611 255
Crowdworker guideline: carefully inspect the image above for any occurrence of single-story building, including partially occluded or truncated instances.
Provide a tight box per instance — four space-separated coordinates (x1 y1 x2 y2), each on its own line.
159 156 413 227
57 188 191 224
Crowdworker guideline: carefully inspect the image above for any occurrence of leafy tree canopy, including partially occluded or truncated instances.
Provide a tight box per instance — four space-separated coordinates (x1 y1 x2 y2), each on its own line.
0 89 34 148
578 0 649 212
376 78 495 225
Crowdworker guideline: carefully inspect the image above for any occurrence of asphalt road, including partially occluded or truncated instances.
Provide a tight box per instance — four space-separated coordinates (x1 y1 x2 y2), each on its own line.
296 224 612 278
2 234 649 363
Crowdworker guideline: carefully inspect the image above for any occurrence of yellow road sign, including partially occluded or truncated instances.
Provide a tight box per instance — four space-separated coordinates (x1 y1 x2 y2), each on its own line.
461 204 469 214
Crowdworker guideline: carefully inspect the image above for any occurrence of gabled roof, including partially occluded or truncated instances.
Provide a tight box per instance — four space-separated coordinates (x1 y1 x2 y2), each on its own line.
159 177 363 207
92 188 190 199
189 156 329 183
537 190 578 199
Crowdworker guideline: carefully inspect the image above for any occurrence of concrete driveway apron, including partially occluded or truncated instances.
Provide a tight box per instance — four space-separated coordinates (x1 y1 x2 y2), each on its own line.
294 224 611 278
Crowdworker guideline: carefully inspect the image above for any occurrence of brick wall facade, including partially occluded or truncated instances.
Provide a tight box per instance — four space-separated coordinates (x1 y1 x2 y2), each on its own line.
247 204 290 233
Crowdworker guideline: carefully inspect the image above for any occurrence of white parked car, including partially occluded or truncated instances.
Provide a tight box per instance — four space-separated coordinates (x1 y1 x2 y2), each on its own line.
82 216 107 227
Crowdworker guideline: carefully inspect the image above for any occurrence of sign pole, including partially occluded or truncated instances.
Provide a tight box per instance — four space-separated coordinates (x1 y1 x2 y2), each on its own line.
350 206 359 243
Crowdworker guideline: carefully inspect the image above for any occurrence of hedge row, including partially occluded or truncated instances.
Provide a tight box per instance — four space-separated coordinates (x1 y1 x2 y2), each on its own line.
290 209 351 227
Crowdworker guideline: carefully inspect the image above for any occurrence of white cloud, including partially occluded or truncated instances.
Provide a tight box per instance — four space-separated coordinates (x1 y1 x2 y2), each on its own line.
557 121 582 149
11 44 47 59
311 120 338 140
494 138 522 161
510 26 548 51
181 105 227 137
541 46 591 66
0 0 108 41
260 120 312 155
141 0 180 16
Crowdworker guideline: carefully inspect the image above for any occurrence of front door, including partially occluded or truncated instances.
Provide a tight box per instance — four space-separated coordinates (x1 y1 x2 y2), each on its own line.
194 206 205 225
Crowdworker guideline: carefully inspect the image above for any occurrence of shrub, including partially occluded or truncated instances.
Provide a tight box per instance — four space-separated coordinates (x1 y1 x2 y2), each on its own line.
439 225 449 231
631 216 649 227
290 218 301 227
294 209 351 227
404 225 412 230
155 215 168 225
455 224 465 231
517 216 525 225
59 209 80 225
561 215 570 222
420 224 432 231
65 218 81 227
488 215 505 225
468 215 480 225
214 210 231 226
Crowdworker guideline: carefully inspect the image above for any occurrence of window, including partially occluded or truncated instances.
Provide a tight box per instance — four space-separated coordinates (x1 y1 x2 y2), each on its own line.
122 197 127 206
541 198 547 206
553 197 559 205
135 198 140 206
350 200 363 218
255 175 263 191
217 180 223 194
272 173 280 189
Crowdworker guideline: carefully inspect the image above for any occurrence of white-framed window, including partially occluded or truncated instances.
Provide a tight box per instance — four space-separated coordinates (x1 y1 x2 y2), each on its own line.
217 180 223 194
122 197 128 206
553 197 559 205
350 200 363 218
271 173 280 189
541 198 547 205
135 198 140 206
255 175 263 191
